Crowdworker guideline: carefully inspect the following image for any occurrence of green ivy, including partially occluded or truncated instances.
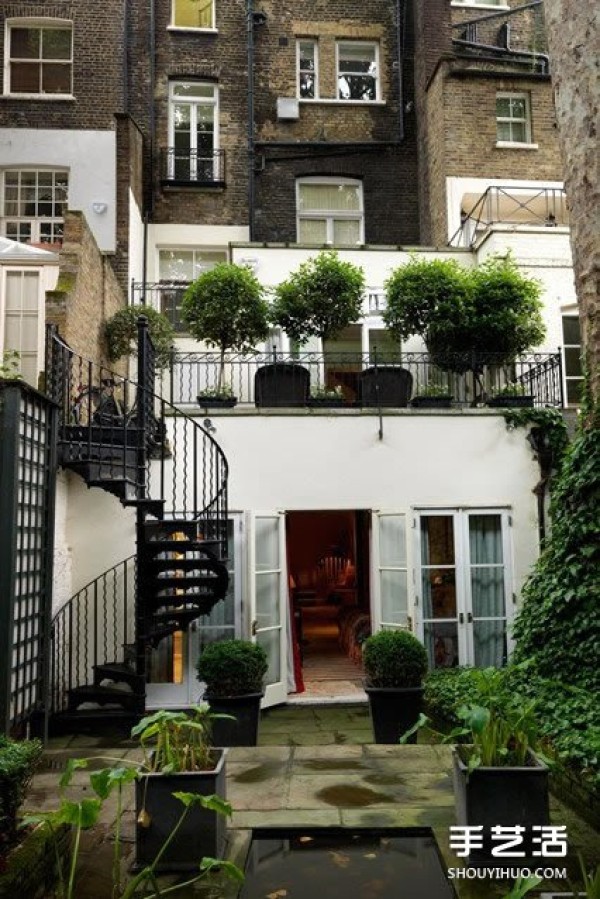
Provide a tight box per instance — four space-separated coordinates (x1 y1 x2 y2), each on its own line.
502 407 570 465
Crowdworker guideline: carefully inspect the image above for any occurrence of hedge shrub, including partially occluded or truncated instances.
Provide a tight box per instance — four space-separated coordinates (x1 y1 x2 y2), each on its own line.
0 737 43 854
196 640 268 697
362 630 428 688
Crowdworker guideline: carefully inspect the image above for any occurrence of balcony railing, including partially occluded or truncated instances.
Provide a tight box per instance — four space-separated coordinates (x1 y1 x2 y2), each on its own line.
168 350 564 409
131 281 188 332
161 148 226 186
449 186 569 247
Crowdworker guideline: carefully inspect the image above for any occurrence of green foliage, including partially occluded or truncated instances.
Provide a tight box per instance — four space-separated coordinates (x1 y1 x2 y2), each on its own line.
196 639 268 697
103 305 174 369
501 875 543 898
271 251 365 343
424 666 600 788
0 737 43 851
131 705 233 773
503 407 570 464
182 263 270 355
384 254 545 370
512 420 600 693
0 350 23 380
362 629 428 688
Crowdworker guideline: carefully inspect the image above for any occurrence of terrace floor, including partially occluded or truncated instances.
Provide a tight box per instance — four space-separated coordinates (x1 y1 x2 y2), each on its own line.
24 705 599 899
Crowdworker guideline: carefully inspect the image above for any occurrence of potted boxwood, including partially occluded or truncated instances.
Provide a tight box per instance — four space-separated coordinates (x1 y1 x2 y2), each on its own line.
362 629 428 743
132 705 233 872
182 263 270 404
197 639 268 746
448 670 550 862
196 384 238 409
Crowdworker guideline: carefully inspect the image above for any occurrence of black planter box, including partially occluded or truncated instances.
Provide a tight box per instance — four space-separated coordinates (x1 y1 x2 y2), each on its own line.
487 395 534 408
307 397 345 408
205 692 263 746
135 750 227 872
452 748 549 862
196 396 238 408
411 395 453 409
365 685 424 744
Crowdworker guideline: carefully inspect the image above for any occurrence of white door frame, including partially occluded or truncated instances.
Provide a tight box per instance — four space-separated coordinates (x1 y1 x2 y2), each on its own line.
370 510 411 633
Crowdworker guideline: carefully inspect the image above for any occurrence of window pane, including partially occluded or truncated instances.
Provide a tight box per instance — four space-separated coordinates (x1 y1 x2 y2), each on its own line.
299 183 361 212
509 97 526 118
421 516 455 565
255 517 280 571
564 347 582 377
173 82 215 99
42 63 71 93
42 29 71 60
471 568 506 618
299 41 316 98
379 516 406 567
473 620 507 668
566 380 583 405
159 250 194 280
11 29 40 59
333 219 360 245
422 569 457 619
11 63 40 93
380 570 408 625
256 573 280 628
510 121 526 142
424 621 458 669
298 218 327 243
562 315 581 345
338 43 377 101
174 0 213 28
256 629 281 686
468 515 503 564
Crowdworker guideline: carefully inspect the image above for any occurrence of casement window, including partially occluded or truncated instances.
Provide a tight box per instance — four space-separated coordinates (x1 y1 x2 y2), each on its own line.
297 177 364 245
562 315 583 406
337 42 379 102
1 269 42 385
158 247 227 281
168 82 219 182
4 20 72 96
171 0 215 29
1 169 68 246
297 40 318 99
496 93 532 144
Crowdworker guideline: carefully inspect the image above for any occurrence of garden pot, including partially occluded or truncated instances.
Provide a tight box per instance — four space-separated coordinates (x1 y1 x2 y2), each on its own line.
359 367 413 408
134 749 227 872
205 692 263 746
307 397 346 408
452 747 549 862
254 363 310 407
196 395 238 408
410 395 453 409
364 685 424 743
487 395 534 408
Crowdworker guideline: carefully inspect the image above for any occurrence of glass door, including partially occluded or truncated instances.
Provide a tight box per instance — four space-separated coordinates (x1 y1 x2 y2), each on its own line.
169 82 217 182
248 512 288 707
418 514 461 668
465 513 511 667
371 512 409 631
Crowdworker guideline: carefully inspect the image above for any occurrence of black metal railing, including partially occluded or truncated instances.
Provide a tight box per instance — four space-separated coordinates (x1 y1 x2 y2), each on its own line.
49 557 136 716
131 281 189 332
449 186 569 247
0 381 58 736
168 349 564 409
161 148 226 185
451 0 549 73
45 322 229 544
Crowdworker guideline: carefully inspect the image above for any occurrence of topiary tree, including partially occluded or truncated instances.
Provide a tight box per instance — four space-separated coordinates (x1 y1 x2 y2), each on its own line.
196 639 268 697
271 250 365 344
103 305 174 369
362 629 428 688
384 254 545 371
181 263 270 391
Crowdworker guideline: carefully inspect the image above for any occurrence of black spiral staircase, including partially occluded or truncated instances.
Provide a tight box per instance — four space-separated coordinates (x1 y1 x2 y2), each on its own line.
45 320 229 729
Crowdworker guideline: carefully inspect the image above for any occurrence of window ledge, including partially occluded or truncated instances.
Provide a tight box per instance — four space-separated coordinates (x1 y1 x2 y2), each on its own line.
1 93 75 101
495 141 539 150
298 98 386 107
167 26 218 33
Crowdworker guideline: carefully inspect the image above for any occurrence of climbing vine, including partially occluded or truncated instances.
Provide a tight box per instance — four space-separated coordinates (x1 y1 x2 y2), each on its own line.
502 406 570 467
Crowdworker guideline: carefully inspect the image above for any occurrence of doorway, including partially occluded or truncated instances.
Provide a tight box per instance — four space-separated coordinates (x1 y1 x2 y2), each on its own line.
286 511 371 701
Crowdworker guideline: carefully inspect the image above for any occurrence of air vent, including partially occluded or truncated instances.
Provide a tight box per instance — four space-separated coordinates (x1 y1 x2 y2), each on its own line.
277 98 299 120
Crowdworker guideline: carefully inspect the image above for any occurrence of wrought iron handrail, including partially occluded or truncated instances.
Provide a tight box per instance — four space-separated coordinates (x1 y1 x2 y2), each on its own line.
49 556 137 716
161 147 226 184
45 324 229 546
169 348 564 409
131 280 189 332
449 185 569 247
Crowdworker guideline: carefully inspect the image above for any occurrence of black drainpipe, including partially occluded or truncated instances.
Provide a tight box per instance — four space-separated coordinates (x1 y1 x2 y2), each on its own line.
247 0 255 241
396 0 405 142
142 0 157 302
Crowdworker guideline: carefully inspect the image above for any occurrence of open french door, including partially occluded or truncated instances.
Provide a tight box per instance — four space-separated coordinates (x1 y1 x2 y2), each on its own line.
371 512 411 632
247 511 288 708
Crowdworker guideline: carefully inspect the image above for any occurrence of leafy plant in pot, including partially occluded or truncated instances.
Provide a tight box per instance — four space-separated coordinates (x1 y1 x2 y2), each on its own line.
448 668 550 862
362 629 428 743
197 639 268 746
132 704 234 872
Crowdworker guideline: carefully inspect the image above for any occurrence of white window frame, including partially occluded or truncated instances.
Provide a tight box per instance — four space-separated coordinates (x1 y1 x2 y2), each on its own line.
169 0 216 31
0 267 44 386
336 40 380 103
496 92 533 147
3 18 73 98
561 313 583 408
297 39 319 99
1 168 69 246
157 246 227 282
168 81 219 181
296 176 365 245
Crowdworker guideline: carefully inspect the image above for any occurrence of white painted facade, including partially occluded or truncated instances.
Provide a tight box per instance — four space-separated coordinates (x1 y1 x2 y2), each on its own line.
0 129 117 251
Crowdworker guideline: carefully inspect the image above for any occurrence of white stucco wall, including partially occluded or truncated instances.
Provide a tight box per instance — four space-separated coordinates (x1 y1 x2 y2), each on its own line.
0 129 116 251
52 470 72 615
128 188 145 287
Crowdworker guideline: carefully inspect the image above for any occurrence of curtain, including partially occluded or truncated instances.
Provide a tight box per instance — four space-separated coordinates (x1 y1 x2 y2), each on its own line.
469 515 507 666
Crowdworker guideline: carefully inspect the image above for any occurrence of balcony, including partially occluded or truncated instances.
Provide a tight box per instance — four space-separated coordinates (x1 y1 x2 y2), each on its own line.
168 350 564 409
449 186 569 248
131 281 189 332
161 148 226 188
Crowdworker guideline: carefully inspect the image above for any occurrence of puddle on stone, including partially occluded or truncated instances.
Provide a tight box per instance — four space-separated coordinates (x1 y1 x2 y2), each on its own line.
233 764 282 784
316 785 395 807
364 772 406 786
303 760 366 772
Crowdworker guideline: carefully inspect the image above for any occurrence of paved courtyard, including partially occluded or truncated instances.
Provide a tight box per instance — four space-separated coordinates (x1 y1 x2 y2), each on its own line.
24 705 600 898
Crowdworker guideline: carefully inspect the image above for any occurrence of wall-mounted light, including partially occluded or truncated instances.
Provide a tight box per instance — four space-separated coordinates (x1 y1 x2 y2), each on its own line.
92 202 108 215
240 257 259 272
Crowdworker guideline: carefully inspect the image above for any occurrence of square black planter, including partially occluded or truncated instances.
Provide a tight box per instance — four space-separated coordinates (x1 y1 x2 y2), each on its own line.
135 750 227 872
307 397 346 408
487 395 534 408
196 396 238 408
365 685 424 744
205 692 263 746
411 395 453 409
452 748 549 862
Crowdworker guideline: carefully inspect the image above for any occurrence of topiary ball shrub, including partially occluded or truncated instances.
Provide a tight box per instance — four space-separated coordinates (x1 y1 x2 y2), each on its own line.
0 736 43 855
196 640 268 698
363 630 428 688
